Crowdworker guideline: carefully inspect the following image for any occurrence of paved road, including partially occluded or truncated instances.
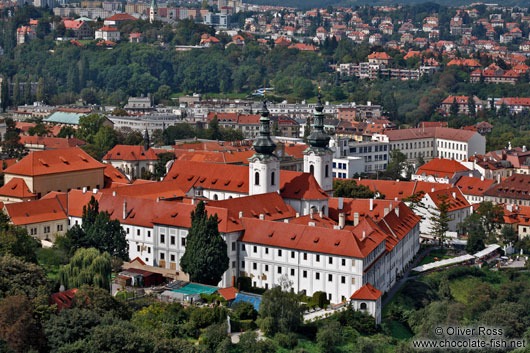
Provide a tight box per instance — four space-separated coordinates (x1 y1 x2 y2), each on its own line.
382 247 435 308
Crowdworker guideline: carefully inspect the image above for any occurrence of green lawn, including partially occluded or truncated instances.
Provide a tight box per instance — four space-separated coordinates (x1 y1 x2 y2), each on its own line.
36 247 68 284
417 249 455 266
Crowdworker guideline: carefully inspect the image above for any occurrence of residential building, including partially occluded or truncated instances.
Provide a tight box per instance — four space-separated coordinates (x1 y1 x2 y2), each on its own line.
439 96 484 116
102 140 158 180
412 158 478 184
95 26 120 42
454 176 495 204
484 174 530 206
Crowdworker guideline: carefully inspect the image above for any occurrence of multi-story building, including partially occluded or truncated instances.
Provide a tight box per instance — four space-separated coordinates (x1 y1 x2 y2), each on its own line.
484 174 530 206
95 26 120 42
384 127 486 163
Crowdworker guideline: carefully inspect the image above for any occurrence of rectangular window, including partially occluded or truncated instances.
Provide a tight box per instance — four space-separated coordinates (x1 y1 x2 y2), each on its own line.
147 231 151 237
253 246 257 253
265 264 269 271
303 253 307 260
290 269 295 276
181 237 186 246
328 257 333 265
232 261 236 268
160 253 165 260
253 263 257 270
126 227 129 234
170 254 175 262
341 259 346 266
232 242 236 251
352 278 355 284
291 251 295 259
315 272 320 280
170 236 175 245
137 245 140 252
265 248 269 255
278 249 282 256
316 254 320 262
277 267 282 274
57 224 63 232
160 234 165 244
341 276 346 284
137 229 140 236
147 247 151 254
303 270 307 278
241 261 245 268
328 274 333 282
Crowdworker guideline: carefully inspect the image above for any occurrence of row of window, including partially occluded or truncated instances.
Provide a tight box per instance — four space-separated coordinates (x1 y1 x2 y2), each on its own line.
350 145 388 153
334 172 347 178
246 262 356 284
28 224 63 235
247 246 352 266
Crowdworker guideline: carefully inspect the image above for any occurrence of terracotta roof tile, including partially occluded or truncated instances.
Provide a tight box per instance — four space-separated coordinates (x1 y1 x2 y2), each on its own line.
5 197 67 225
350 283 382 300
0 178 37 199
4 148 105 177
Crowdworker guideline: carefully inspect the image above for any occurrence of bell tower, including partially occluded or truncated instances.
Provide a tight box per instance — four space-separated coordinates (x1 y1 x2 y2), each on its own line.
303 92 333 195
248 100 280 195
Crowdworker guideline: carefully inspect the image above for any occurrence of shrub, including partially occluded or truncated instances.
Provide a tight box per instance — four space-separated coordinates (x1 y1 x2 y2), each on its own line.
236 276 251 292
312 291 329 309
232 301 258 321
274 332 298 349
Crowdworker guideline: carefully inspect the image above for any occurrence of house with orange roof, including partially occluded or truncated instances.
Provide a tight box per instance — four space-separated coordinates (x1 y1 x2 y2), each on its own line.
103 164 131 189
20 136 86 151
3 147 106 199
412 158 476 184
95 26 120 42
4 196 67 242
367 52 392 65
103 143 158 180
63 20 92 39
103 13 137 27
439 95 484 116
454 176 495 204
418 187 471 238
16 26 36 45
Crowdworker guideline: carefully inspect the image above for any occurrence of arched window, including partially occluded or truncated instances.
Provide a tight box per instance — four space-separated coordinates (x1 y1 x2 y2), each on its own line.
271 171 275 185
309 165 314 175
321 206 326 214
255 172 260 185
213 194 218 200
360 302 367 310
325 164 329 177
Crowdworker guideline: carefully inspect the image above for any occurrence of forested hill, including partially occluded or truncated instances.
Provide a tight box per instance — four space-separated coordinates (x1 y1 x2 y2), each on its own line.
245 0 530 10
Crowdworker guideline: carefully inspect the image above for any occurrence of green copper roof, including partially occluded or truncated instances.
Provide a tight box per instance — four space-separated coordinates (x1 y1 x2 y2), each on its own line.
252 100 276 157
306 93 330 151
43 112 86 125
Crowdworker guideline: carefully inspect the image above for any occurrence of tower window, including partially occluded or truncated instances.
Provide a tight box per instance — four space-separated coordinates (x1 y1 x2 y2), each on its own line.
325 164 329 177
310 165 314 175
271 171 275 185
255 172 260 185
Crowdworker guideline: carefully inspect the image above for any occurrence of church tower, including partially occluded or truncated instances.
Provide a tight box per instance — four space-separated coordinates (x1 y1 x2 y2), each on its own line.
149 0 158 23
303 92 333 195
248 100 280 195
144 128 150 151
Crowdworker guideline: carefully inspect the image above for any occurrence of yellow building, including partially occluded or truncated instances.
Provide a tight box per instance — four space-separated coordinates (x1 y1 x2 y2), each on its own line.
3 147 106 198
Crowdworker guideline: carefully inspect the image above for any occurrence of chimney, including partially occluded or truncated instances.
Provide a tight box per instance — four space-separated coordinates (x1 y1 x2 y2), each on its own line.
362 231 366 240
481 175 484 181
469 172 473 177
239 211 244 218
339 213 345 229
395 205 399 217
112 191 117 197
123 201 127 220
369 198 374 211
156 197 160 202
284 219 289 223
384 207 389 216
310 211 314 220
191 198 195 205
333 225 341 230
431 187 435 192
92 188 98 194
308 222 316 227
82 187 87 194
319 210 323 218
353 212 359 226
452 192 456 199
338 197 344 210
296 212 300 218
259 214 265 220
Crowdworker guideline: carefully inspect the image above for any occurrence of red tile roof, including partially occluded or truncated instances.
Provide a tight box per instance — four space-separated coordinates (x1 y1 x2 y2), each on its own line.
105 13 137 21
484 174 530 201
416 158 468 178
455 176 495 196
350 283 382 300
103 145 158 161
428 187 470 212
49 289 78 311
0 178 37 199
384 127 478 142
101 179 186 200
5 197 67 225
368 52 392 60
241 217 386 259
354 179 451 201
217 287 238 301
4 148 105 177
98 26 118 32
19 136 86 149
103 164 130 188
63 20 85 30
